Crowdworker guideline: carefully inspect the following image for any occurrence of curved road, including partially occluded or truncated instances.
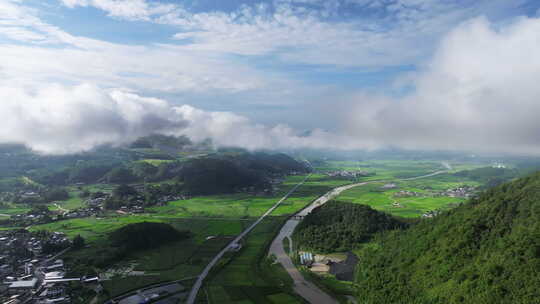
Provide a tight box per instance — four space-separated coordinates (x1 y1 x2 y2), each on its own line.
186 174 311 304
268 181 373 304
269 169 450 304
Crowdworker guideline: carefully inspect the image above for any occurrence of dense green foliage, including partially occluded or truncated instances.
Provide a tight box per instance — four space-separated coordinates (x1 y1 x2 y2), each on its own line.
177 152 309 195
130 134 192 151
178 157 267 195
129 161 158 180
3 147 309 198
11 187 70 205
293 201 405 252
72 234 85 249
109 222 190 251
102 167 138 184
355 172 540 303
453 167 518 188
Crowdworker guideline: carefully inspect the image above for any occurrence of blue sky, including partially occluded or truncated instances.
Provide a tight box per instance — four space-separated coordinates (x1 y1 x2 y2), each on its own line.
28 1 536 108
1 0 540 154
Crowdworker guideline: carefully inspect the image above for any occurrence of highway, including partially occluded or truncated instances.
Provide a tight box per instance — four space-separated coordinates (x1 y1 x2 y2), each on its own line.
268 181 373 304
268 168 451 304
186 174 311 304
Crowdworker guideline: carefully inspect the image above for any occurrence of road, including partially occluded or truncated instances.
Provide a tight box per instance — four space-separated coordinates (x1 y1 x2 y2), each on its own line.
268 181 373 304
186 174 311 304
268 169 451 304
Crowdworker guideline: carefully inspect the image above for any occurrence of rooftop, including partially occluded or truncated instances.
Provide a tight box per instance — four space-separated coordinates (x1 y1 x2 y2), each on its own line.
9 278 37 289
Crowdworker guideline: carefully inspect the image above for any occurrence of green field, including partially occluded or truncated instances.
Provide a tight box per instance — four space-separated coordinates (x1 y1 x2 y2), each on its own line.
23 159 496 303
205 218 304 304
137 159 176 166
29 215 165 241
148 174 351 219
0 203 30 216
317 160 485 180
34 216 252 299
336 174 480 217
24 172 354 302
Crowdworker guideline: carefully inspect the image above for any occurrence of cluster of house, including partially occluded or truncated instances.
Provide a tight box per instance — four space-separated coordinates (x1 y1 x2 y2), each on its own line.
19 192 40 200
393 190 422 197
61 207 102 219
116 205 145 215
422 210 441 218
0 257 99 304
300 252 359 282
0 230 96 303
434 186 477 198
84 196 107 208
390 186 477 199
326 170 371 179
0 231 68 259
492 163 506 169
299 252 314 267
381 183 398 190
85 190 185 213
237 177 285 196
155 194 187 205
9 213 48 225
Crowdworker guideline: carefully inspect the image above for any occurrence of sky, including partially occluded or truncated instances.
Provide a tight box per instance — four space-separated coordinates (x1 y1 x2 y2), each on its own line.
1 0 540 154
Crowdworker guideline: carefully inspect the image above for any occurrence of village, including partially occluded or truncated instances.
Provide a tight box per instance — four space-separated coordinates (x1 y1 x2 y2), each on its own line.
325 170 372 179
0 230 99 304
390 185 477 199
384 184 478 218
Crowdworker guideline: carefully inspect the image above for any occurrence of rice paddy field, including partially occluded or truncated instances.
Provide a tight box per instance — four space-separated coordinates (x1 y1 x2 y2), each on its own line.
148 174 352 219
336 174 482 217
203 218 304 304
316 160 485 180
33 216 253 299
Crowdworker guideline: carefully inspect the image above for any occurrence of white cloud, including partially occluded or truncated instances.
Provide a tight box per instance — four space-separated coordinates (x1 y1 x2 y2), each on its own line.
0 26 47 42
60 0 176 21
342 16 540 154
0 1 272 94
58 0 525 67
2 1 540 155
172 105 358 150
60 0 523 68
0 83 351 154
0 42 267 93
0 84 186 154
3 16 540 155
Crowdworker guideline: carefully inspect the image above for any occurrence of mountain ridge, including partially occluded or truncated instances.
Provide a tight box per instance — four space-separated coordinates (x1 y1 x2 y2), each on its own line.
354 171 540 303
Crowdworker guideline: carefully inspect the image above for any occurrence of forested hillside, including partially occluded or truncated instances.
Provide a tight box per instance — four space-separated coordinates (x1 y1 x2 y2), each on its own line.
178 152 310 195
293 201 405 252
19 148 308 194
355 172 540 303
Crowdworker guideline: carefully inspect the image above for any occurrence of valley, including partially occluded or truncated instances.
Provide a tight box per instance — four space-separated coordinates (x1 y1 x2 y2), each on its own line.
0 143 536 303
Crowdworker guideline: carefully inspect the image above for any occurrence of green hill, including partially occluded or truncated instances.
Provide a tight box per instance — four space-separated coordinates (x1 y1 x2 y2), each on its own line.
109 222 190 251
354 172 540 303
293 201 406 253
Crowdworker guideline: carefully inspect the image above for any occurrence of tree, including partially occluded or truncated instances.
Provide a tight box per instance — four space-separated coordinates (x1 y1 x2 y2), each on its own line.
113 184 137 198
79 190 90 198
103 167 138 184
73 234 85 249
42 188 69 203
104 197 123 210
